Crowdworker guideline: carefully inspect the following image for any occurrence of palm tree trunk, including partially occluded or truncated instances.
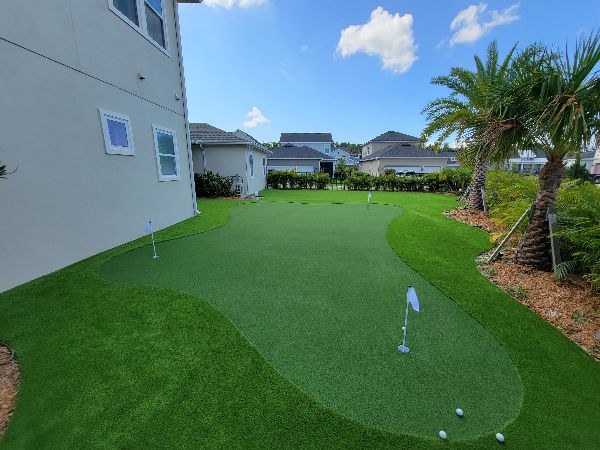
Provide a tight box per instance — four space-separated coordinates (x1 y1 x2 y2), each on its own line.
467 152 487 210
515 155 565 270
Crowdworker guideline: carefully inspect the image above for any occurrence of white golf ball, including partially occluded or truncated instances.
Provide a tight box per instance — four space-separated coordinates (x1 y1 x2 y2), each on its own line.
456 408 464 417
496 432 505 443
438 430 447 440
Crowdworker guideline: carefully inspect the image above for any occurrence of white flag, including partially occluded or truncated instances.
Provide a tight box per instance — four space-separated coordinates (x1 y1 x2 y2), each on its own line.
407 286 420 312
145 221 152 234
368 192 372 201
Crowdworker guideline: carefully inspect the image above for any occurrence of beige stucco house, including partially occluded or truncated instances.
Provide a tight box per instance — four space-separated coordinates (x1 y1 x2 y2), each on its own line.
0 0 201 292
360 131 453 175
190 123 270 196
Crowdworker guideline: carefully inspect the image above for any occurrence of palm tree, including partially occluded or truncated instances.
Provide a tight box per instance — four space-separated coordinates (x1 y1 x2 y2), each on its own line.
487 33 600 269
422 41 516 210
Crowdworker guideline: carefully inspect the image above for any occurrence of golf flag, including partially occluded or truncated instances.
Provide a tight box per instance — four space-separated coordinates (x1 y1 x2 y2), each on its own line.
407 286 420 312
145 221 152 234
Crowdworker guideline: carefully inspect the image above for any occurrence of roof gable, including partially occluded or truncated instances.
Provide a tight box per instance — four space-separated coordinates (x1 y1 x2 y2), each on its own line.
190 123 269 153
269 144 335 160
361 144 452 161
280 133 333 143
368 131 420 144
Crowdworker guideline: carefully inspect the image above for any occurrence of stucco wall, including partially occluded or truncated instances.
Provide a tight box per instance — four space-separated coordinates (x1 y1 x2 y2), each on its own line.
267 159 321 173
193 145 268 195
0 1 195 292
359 160 380 175
360 158 448 175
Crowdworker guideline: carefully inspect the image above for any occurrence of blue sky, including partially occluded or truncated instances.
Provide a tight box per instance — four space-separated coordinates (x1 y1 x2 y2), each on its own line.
179 1 599 144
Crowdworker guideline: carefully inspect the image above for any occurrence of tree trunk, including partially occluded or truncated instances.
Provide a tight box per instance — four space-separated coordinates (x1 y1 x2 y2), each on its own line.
467 152 487 210
515 155 565 270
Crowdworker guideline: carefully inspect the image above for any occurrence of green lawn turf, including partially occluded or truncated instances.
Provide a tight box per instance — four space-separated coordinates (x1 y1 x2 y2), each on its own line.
0 193 598 448
101 202 522 439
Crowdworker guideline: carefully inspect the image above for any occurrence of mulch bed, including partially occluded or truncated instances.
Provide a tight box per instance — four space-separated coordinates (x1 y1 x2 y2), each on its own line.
448 208 600 361
0 344 19 438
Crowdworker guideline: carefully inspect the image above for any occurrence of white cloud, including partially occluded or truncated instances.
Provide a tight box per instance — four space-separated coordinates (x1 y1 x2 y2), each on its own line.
300 44 309 52
336 6 417 74
280 67 294 82
203 0 266 9
243 107 270 128
450 3 519 45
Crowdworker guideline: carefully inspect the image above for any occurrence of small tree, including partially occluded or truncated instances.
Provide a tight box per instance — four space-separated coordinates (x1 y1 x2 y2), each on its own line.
565 153 591 182
334 157 349 179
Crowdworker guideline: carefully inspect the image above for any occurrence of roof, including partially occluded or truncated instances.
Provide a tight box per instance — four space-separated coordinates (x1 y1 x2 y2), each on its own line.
578 151 596 160
361 144 453 161
367 131 420 144
176 1 202 3
268 144 335 160
280 133 333 143
190 123 269 153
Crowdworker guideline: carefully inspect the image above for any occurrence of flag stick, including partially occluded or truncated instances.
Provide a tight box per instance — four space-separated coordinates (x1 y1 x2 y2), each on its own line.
398 285 412 353
151 231 158 259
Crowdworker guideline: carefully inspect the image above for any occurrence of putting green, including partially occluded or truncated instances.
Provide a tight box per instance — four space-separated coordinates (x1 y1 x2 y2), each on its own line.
101 202 522 438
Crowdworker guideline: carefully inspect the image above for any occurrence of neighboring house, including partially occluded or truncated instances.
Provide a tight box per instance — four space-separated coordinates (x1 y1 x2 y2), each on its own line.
361 131 420 159
0 0 201 292
267 144 336 176
507 149 547 174
593 144 600 176
280 133 334 155
360 144 453 176
331 147 360 167
190 123 270 196
507 150 595 174
564 151 596 172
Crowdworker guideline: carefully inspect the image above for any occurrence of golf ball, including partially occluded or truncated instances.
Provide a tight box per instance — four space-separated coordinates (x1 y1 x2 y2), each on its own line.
438 430 447 440
456 408 464 417
496 432 505 443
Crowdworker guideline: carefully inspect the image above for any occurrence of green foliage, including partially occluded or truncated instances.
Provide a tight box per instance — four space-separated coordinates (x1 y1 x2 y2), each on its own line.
334 158 350 180
383 168 397 176
485 169 538 229
503 286 529 301
344 168 473 193
571 310 586 324
194 171 234 198
565 154 591 182
267 170 328 190
555 180 600 291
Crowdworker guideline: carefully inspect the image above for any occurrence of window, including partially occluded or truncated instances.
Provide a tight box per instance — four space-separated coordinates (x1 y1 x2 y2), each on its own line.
99 109 135 155
262 157 266 175
249 154 254 177
112 0 139 25
144 0 166 48
153 125 180 181
108 0 168 53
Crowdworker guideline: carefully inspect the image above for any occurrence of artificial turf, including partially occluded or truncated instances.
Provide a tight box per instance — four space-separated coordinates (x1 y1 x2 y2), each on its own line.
0 193 598 448
101 202 522 438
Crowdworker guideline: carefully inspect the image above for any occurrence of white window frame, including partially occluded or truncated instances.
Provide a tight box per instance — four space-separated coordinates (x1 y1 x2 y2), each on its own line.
262 157 266 176
152 125 180 181
107 0 170 57
99 108 135 156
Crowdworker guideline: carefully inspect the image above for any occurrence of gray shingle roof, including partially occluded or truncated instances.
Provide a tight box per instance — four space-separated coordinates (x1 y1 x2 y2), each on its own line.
361 144 453 161
368 131 420 143
269 144 335 160
190 123 269 153
280 133 333 143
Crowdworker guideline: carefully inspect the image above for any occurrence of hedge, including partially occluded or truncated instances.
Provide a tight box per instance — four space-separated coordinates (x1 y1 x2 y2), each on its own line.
267 171 330 190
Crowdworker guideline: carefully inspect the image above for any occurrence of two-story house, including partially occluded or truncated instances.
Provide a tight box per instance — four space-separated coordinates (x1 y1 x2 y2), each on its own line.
359 131 452 175
0 0 201 292
279 133 334 154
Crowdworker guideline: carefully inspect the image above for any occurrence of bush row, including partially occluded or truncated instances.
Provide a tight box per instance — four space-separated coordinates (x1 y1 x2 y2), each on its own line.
345 167 473 192
267 171 330 190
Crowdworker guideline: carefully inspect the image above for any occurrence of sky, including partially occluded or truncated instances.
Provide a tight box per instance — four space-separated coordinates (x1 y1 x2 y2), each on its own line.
179 1 600 144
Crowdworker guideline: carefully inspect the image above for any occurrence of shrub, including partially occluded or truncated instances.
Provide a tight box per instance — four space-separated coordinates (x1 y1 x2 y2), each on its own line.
555 180 600 291
565 154 591 182
194 171 234 198
315 172 330 190
486 170 538 230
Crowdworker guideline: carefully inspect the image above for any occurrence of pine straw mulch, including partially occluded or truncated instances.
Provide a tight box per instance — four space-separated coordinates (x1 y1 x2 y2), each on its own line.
0 344 19 438
447 208 600 362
